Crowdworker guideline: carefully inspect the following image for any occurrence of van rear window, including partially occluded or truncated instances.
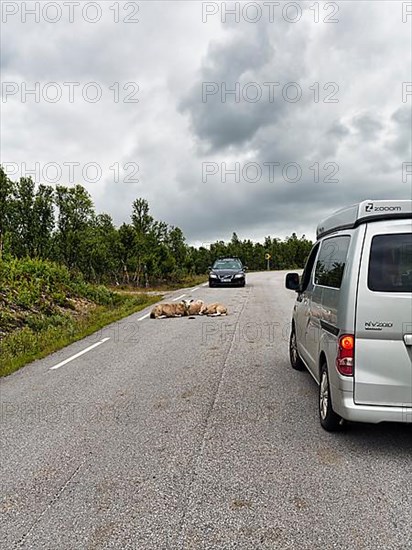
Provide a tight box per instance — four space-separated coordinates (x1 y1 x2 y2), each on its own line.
368 234 412 292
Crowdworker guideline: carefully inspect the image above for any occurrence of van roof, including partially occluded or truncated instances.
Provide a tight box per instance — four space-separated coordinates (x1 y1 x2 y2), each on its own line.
316 200 412 240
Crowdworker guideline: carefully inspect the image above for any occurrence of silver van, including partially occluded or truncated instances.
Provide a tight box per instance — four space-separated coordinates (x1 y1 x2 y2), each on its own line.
285 200 412 431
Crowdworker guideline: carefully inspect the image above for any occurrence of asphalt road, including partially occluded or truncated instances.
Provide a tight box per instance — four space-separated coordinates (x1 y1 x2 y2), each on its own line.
1 271 411 550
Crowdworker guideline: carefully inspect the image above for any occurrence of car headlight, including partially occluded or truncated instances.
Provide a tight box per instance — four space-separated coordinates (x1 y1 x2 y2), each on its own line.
210 273 218 278
234 273 244 278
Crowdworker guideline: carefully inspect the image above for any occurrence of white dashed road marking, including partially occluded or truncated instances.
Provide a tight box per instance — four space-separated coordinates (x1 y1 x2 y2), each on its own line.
190 287 199 292
138 312 151 321
50 338 110 371
172 294 186 301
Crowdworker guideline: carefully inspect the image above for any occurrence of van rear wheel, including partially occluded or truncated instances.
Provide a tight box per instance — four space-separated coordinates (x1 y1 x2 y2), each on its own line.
289 327 305 371
319 363 343 432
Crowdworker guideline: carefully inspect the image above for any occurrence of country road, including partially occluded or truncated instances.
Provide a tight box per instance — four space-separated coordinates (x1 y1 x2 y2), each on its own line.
1 271 411 550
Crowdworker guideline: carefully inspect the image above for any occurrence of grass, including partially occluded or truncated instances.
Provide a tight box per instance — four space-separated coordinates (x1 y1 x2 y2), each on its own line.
0 257 161 377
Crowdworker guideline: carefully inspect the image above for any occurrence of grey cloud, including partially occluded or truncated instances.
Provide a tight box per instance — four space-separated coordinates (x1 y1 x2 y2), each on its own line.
164 164 409 244
351 112 384 139
1 1 411 246
386 107 412 159
327 120 350 139
179 22 309 152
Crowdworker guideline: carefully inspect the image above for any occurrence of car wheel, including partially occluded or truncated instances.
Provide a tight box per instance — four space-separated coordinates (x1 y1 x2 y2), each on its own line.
289 327 305 371
209 282 214 288
319 362 343 432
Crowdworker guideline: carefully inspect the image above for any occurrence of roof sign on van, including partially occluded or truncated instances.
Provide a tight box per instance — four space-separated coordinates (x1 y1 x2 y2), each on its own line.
316 200 412 240
363 202 402 214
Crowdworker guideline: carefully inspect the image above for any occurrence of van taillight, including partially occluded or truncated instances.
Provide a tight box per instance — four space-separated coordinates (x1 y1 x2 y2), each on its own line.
336 334 354 376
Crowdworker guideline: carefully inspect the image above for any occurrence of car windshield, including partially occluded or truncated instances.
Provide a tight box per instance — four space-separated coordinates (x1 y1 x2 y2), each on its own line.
213 260 242 270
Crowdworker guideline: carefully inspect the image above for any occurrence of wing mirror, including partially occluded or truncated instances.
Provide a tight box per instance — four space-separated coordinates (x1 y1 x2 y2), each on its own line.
285 272 301 292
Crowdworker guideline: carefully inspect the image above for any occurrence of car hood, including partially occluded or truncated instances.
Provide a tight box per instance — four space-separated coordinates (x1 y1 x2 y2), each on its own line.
211 269 243 277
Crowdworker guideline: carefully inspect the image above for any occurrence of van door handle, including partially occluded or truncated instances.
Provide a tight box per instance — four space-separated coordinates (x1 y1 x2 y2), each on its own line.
404 335 412 346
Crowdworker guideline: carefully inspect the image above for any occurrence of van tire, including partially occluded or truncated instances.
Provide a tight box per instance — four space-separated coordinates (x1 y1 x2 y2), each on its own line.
319 363 343 432
289 327 306 371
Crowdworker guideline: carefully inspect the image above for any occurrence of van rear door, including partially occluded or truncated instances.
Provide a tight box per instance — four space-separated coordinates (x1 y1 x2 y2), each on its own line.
354 221 412 407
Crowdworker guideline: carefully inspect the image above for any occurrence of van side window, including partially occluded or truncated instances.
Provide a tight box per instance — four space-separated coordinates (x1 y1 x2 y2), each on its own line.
314 236 350 289
368 234 412 292
300 243 320 292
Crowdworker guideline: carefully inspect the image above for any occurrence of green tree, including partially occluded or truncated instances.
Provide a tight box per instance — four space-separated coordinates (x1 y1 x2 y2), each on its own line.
0 167 15 258
55 185 94 269
32 184 55 258
131 198 154 285
118 223 136 284
12 177 36 257
78 213 119 283
131 198 153 235
167 227 186 265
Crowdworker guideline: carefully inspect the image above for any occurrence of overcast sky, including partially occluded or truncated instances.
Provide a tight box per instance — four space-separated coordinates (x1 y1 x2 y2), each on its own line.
1 1 411 244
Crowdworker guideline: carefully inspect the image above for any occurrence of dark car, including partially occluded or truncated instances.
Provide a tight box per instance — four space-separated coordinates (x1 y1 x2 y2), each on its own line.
208 258 246 287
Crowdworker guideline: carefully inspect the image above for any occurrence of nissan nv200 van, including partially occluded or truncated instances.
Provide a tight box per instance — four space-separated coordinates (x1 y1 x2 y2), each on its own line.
285 200 412 431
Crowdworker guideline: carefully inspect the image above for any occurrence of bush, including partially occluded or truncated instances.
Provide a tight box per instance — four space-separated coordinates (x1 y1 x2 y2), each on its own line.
0 257 120 310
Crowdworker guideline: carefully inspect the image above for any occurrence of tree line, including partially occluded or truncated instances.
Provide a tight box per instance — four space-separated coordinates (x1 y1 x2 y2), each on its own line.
0 167 313 286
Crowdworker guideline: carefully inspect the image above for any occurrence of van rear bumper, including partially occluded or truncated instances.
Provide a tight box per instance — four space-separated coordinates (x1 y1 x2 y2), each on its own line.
333 387 412 424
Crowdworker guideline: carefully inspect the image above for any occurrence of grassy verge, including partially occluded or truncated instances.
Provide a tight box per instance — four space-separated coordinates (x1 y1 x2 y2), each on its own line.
0 293 160 378
0 258 161 377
